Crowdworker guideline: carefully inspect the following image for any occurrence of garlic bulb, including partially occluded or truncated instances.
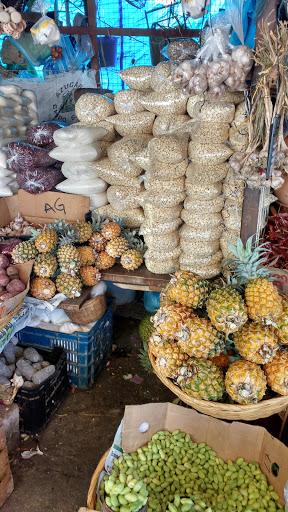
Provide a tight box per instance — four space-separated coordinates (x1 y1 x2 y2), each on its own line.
172 61 194 87
232 46 253 73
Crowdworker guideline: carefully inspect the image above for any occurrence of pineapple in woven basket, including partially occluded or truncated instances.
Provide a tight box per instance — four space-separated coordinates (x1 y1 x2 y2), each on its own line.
234 322 279 365
225 360 267 404
226 236 283 326
154 342 189 379
264 350 288 395
176 315 225 360
275 296 288 345
153 304 194 340
206 283 248 336
177 358 225 401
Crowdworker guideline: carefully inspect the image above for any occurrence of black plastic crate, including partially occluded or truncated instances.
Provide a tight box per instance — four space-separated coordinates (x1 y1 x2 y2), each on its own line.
14 346 68 434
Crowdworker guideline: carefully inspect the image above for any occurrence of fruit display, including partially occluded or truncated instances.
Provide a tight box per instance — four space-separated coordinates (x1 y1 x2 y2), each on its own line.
149 237 288 405
97 430 284 512
0 254 26 304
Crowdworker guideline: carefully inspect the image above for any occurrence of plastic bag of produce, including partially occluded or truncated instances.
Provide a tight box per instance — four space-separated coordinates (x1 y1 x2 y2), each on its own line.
144 204 182 222
49 141 102 162
114 89 146 114
144 190 186 207
7 142 56 172
147 158 188 181
106 112 155 137
186 162 228 184
118 66 153 91
140 218 182 236
27 121 68 147
144 176 185 193
108 135 152 171
53 124 107 149
186 182 222 199
148 134 189 164
184 195 224 212
61 161 100 182
181 209 222 228
75 93 116 124
152 114 192 136
129 148 149 171
144 231 180 250
55 177 107 194
93 159 142 188
107 185 143 210
112 207 144 228
188 142 233 164
139 89 188 116
16 167 64 194
145 256 179 274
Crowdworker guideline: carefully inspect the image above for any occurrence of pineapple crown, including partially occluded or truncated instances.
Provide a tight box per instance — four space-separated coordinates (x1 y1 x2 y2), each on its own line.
47 219 71 234
90 213 110 233
113 216 126 230
226 236 273 284
57 224 80 247
121 228 147 254
29 228 41 240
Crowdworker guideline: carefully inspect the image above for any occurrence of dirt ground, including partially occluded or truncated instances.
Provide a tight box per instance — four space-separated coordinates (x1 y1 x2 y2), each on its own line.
1 308 286 512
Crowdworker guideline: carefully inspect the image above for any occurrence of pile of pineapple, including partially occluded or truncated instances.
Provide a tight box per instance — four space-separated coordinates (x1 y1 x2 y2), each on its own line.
149 237 288 405
11 216 145 300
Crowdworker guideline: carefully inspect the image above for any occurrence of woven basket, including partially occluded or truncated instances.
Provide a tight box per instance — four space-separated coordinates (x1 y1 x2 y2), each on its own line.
150 351 288 421
87 450 110 510
65 295 106 326
0 300 24 332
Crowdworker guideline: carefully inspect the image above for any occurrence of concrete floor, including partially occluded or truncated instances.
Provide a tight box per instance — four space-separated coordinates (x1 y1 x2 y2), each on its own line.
1 311 285 512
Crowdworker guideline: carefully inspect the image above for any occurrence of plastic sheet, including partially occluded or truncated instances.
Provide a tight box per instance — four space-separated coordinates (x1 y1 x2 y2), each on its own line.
16 167 64 194
7 142 56 172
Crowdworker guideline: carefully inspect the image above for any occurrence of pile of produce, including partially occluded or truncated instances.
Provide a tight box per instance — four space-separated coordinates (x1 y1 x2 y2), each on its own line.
10 216 145 299
97 430 284 512
0 342 55 390
263 212 288 270
0 214 33 237
149 237 288 404
0 254 26 304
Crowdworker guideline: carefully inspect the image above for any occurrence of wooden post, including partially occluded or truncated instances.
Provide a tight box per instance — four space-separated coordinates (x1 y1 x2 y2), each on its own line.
87 0 101 87
240 0 278 244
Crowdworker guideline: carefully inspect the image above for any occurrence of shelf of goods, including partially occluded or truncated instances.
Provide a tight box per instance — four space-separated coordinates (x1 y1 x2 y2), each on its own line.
101 264 170 291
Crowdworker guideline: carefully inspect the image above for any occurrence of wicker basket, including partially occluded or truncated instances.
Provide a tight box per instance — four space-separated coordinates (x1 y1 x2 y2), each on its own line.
0 300 24 332
87 450 110 510
65 295 106 325
150 351 288 421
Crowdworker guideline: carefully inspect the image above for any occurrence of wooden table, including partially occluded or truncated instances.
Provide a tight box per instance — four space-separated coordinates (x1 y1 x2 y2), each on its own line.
101 264 170 291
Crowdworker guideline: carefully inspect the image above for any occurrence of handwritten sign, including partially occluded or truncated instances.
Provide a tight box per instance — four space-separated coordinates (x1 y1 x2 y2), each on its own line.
44 197 66 216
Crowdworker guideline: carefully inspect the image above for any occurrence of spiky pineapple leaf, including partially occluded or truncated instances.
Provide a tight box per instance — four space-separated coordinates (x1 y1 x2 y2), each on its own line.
90 213 110 233
138 341 153 373
29 228 41 240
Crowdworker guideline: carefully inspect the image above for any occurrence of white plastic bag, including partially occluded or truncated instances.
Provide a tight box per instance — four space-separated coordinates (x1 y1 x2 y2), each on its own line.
0 150 7 168
55 177 107 194
49 141 102 162
53 125 108 149
0 186 13 197
30 0 61 48
89 192 108 210
90 281 107 297
0 167 12 177
61 161 100 182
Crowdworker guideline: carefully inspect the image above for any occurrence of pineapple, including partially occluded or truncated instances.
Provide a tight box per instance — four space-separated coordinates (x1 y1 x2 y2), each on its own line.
101 221 121 240
155 342 188 378
153 304 194 339
106 237 129 258
227 236 283 326
176 315 225 359
276 297 288 345
57 245 81 275
165 271 211 309
121 249 143 270
34 228 58 253
149 332 173 356
225 360 267 404
234 322 279 365
159 289 176 306
56 273 82 298
11 240 38 263
75 222 93 243
210 353 230 368
77 246 95 266
79 266 101 286
30 277 56 300
89 232 107 252
95 251 115 270
34 253 58 278
264 350 288 395
177 359 225 401
206 286 248 335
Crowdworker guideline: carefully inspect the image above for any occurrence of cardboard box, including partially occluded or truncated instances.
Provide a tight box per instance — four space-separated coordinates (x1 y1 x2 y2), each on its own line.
0 421 14 507
0 261 33 320
90 403 288 507
0 190 90 228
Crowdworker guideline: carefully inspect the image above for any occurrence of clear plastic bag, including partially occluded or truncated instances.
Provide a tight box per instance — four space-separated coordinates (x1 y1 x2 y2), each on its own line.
152 114 191 137
180 238 220 256
7 142 56 172
106 112 155 137
144 204 182 222
112 206 144 228
147 158 188 181
225 0 244 45
171 61 195 89
139 89 187 116
107 185 143 210
180 261 221 278
145 256 179 274
75 93 116 124
129 148 149 171
144 190 186 207
140 218 182 236
181 210 222 228
30 9 60 46
193 101 235 123
107 135 152 170
55 177 107 195
150 62 176 93
145 246 181 262
179 223 223 241
184 194 224 212
118 66 154 91
164 39 199 63
186 162 228 184
114 89 146 115
93 158 141 188
88 192 108 210
61 161 99 182
49 142 102 163
148 134 188 164
144 231 180 250
16 167 64 194
186 181 222 200
53 124 107 149
27 121 68 147
190 122 229 143
144 176 185 193
180 249 222 266
188 142 233 164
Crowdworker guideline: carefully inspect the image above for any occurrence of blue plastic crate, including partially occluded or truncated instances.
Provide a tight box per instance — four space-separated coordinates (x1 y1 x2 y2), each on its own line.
17 300 113 390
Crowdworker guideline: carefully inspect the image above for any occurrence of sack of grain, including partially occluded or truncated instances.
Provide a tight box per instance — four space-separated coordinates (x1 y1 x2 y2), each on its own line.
147 158 188 180
180 249 222 266
106 112 155 137
188 142 233 164
190 122 229 143
184 195 224 213
75 93 116 123
144 204 182 222
140 218 182 236
150 62 176 92
179 224 223 241
144 190 186 207
145 256 179 274
145 246 182 261
118 66 154 91
144 231 180 250
152 114 192 136
186 162 228 184
139 89 187 116
185 182 222 200
129 148 149 171
114 89 146 114
179 261 221 278
144 176 185 193
108 135 152 170
193 102 235 123
107 185 144 210
180 238 220 256
93 158 141 188
181 210 222 228
148 134 189 163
